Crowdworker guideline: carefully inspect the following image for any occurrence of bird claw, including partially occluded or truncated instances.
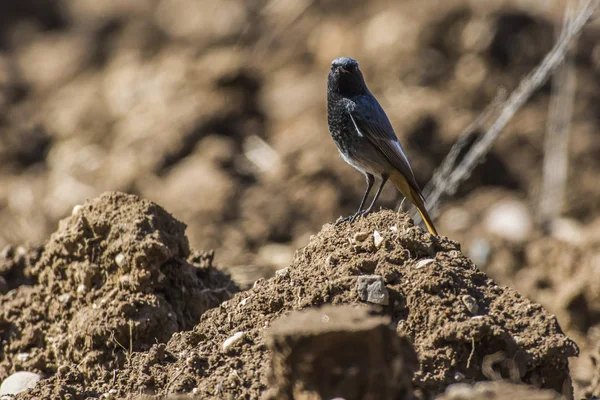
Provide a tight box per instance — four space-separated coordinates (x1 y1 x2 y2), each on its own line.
336 210 369 226
335 215 352 226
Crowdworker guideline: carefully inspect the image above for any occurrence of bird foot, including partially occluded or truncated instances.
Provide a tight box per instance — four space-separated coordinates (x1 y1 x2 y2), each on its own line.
335 210 370 226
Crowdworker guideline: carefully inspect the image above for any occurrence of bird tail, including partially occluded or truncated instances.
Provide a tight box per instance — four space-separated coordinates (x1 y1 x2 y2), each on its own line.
389 170 438 236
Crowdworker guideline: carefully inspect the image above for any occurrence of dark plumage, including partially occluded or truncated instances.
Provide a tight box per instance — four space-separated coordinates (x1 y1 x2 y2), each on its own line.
327 56 438 235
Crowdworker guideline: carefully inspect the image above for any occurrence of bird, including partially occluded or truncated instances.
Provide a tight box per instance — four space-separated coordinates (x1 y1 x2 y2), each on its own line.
327 56 438 235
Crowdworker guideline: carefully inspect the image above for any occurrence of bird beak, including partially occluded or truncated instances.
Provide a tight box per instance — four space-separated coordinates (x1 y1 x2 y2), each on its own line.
338 67 349 73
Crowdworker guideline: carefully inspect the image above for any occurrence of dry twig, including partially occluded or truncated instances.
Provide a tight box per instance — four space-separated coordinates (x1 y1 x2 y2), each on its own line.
423 0 598 218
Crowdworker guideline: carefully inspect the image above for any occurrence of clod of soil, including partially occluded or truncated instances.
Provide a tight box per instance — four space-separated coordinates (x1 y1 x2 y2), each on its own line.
21 209 577 399
0 192 235 396
264 304 417 400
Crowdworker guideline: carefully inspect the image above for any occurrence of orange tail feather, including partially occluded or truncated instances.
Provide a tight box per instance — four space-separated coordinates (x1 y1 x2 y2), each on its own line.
389 171 438 236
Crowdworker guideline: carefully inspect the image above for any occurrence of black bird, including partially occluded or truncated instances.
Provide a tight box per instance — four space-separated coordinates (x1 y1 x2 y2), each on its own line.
327 56 438 235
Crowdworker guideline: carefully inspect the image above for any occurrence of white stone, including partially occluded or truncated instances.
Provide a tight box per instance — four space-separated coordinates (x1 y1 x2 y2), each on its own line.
71 204 83 216
373 230 383 248
0 371 42 395
239 297 250 307
222 331 245 353
415 259 435 269
275 267 290 278
115 253 127 268
58 293 71 303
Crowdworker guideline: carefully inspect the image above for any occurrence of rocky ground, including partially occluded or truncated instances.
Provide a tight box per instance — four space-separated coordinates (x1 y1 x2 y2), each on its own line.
1 0 600 398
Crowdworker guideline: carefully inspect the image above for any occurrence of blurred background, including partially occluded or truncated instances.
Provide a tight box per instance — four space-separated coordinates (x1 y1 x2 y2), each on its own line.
1 0 600 394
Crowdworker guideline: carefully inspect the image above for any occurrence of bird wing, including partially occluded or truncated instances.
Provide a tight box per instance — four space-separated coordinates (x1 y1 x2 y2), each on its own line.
349 95 421 192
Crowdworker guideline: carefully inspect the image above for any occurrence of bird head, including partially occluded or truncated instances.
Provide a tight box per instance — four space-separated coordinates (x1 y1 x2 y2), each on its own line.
331 57 359 74
328 57 368 97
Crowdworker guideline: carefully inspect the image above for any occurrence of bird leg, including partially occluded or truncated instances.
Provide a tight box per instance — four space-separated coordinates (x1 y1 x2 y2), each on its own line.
361 174 388 215
336 173 374 225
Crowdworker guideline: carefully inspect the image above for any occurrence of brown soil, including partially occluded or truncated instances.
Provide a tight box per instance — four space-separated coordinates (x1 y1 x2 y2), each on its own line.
1 192 235 396
13 206 577 399
1 0 599 399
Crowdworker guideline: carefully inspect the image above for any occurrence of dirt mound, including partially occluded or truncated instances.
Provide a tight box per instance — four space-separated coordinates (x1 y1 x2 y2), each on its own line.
21 210 577 399
0 192 234 391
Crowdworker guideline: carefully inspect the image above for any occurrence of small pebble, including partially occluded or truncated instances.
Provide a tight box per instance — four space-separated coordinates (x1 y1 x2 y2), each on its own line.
275 267 290 278
71 204 83 216
222 331 246 353
58 293 71 303
239 297 250 307
115 253 128 269
325 254 337 266
415 259 435 269
16 353 29 362
513 336 523 345
353 232 369 242
373 230 383 248
102 389 117 400
0 371 42 395
461 295 479 315
253 278 264 289
454 372 465 381
357 275 389 305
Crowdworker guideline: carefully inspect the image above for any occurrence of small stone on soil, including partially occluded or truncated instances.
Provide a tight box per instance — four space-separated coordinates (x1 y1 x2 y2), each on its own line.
0 371 42 395
353 232 369 242
222 331 246 353
373 230 383 248
115 253 127 268
71 204 83 216
415 259 435 269
461 295 479 315
357 275 389 305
